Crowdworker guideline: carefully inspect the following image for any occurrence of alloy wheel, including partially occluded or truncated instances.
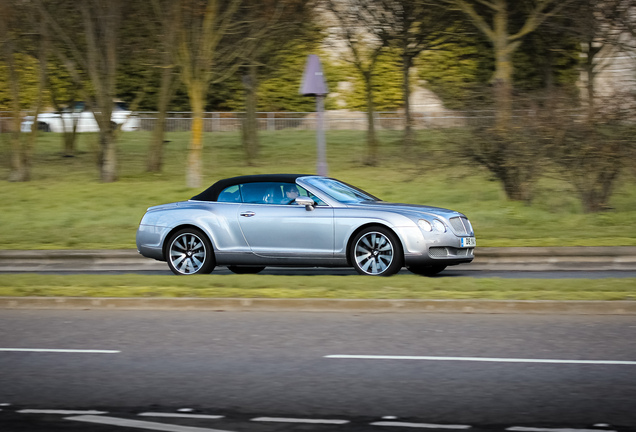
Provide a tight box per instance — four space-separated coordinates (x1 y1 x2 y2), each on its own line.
169 232 207 275
354 231 395 275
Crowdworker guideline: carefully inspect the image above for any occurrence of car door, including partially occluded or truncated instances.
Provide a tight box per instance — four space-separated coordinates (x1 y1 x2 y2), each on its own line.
236 183 334 258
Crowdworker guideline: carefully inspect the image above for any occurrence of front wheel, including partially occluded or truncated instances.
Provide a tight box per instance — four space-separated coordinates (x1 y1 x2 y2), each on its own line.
350 227 403 276
166 228 215 275
407 265 447 276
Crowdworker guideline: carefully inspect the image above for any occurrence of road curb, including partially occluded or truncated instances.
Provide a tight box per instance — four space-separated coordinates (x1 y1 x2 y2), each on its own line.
1 247 636 271
1 297 636 314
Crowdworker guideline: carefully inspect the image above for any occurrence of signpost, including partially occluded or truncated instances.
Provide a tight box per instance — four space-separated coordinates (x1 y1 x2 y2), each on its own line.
300 54 329 176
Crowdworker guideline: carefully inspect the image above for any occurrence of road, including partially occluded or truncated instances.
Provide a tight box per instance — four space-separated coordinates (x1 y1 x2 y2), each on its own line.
1 310 636 431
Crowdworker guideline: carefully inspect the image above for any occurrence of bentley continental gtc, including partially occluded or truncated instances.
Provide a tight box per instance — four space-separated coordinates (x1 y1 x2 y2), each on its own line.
136 174 476 276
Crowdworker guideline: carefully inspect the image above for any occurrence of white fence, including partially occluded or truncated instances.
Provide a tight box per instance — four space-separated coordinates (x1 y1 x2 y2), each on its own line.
1 110 499 133
134 111 493 132
2 109 583 133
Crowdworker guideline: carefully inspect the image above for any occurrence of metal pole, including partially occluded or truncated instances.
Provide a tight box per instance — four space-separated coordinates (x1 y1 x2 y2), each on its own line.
316 95 327 176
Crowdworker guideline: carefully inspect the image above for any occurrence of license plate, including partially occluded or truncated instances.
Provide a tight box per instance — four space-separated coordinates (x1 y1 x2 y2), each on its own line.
460 237 476 247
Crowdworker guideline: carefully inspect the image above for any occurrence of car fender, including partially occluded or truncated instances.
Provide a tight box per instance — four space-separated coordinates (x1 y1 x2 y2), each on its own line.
333 208 424 257
139 203 249 260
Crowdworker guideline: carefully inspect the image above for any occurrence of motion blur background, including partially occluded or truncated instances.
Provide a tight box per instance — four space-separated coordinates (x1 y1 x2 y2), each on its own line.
1 0 636 250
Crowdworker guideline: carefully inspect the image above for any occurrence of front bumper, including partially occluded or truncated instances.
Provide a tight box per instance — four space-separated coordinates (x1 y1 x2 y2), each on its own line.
404 246 475 267
395 225 475 267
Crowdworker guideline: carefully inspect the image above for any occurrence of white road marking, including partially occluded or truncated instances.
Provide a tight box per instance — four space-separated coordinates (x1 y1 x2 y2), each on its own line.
19 409 108 415
325 355 636 365
1 348 119 354
66 415 233 432
371 421 471 429
139 413 224 420
251 416 349 424
508 427 617 432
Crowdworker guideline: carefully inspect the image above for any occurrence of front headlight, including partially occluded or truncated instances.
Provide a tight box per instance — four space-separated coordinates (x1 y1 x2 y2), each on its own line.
418 219 432 232
432 219 446 232
418 219 446 233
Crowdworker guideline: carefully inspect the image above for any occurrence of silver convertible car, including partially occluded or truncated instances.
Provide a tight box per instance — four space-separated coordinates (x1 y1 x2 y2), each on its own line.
136 174 476 276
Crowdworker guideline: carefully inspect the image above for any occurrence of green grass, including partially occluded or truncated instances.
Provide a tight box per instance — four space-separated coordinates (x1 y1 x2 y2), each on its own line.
0 274 635 301
1 129 636 250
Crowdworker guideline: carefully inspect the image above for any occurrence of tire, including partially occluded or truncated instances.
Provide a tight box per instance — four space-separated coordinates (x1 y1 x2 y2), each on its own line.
350 226 403 276
37 122 51 132
166 228 215 275
227 265 265 274
407 265 447 276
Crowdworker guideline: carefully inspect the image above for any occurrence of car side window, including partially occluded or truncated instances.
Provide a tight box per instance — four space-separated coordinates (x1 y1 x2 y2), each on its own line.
217 185 241 203
240 183 280 204
235 182 326 205
282 183 326 206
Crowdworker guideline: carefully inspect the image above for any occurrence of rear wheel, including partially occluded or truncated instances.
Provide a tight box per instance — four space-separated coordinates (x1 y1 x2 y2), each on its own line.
407 265 447 276
350 227 403 276
227 266 265 274
166 228 215 275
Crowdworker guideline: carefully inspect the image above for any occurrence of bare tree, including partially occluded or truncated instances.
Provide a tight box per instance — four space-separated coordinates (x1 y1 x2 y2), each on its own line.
560 0 635 119
0 1 26 181
148 0 181 173
463 114 549 203
237 0 313 166
323 0 387 165
444 0 572 129
547 94 635 212
38 0 124 182
0 0 47 182
171 0 243 188
371 0 452 146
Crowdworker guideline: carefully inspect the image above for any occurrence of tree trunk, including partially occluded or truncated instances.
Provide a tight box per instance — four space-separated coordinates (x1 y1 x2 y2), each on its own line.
187 81 205 188
242 64 259 166
148 111 167 172
363 71 378 166
148 57 175 172
402 54 415 146
63 130 77 157
4 44 29 182
99 127 117 182
492 5 513 130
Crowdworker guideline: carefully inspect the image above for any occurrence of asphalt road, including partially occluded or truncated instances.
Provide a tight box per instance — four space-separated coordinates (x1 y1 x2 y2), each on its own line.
1 310 636 431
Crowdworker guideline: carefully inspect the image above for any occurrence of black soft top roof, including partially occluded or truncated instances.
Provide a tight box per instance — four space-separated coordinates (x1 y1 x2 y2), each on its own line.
190 174 313 202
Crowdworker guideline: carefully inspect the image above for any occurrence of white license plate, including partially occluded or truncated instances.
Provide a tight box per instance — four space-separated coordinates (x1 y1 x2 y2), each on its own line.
460 237 476 247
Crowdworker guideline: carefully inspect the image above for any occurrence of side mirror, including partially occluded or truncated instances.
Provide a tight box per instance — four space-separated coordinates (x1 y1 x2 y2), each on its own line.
295 196 316 211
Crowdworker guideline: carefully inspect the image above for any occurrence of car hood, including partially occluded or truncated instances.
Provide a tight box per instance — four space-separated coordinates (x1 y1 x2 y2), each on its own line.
347 201 464 219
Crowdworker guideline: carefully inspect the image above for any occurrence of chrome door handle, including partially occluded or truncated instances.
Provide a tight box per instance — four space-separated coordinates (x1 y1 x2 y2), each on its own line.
240 211 256 217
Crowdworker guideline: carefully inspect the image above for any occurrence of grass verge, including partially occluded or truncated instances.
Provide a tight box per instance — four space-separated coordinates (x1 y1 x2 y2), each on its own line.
1 130 636 249
0 274 635 301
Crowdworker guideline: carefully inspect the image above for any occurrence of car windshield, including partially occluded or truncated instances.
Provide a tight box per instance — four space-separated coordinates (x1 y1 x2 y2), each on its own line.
304 177 379 204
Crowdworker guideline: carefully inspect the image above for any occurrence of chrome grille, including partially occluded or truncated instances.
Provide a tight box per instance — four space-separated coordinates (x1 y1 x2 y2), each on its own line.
429 247 474 258
429 247 449 257
449 217 473 236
